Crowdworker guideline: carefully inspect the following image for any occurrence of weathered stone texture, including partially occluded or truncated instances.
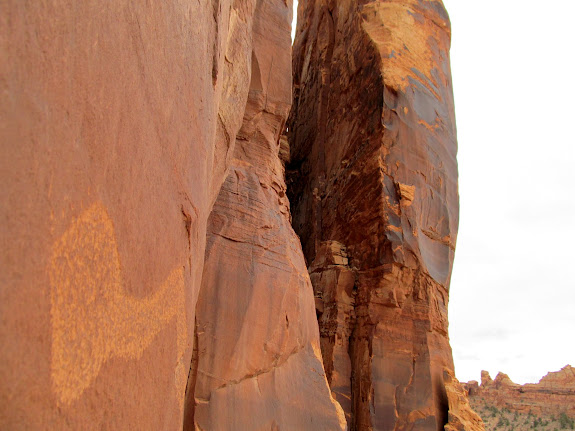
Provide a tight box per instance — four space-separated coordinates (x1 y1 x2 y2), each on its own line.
1 0 344 429
288 0 477 429
0 1 254 428
310 241 357 424
2 0 480 428
185 1 345 429
444 370 486 431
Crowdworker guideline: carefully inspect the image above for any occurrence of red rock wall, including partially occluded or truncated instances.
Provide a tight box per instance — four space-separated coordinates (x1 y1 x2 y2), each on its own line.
0 0 345 429
184 1 345 429
288 0 472 429
2 0 482 429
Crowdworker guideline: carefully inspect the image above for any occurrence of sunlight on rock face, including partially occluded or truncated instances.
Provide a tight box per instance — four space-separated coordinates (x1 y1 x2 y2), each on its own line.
50 202 187 406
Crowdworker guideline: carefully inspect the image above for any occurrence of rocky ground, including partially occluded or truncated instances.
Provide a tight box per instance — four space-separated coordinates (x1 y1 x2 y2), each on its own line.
472 402 574 431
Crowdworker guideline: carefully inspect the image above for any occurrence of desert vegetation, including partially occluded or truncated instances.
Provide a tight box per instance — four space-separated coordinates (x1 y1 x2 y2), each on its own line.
473 404 575 431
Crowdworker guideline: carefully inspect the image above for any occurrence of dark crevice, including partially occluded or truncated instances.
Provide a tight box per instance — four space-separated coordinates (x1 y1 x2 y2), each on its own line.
211 0 221 87
182 317 199 431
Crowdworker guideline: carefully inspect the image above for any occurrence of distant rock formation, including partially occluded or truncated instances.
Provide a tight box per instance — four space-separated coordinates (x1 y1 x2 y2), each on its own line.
464 365 575 420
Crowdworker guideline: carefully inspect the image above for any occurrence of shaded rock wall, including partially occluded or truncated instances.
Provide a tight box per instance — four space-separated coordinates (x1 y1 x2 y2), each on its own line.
464 366 575 417
288 0 477 429
185 1 345 429
310 240 357 424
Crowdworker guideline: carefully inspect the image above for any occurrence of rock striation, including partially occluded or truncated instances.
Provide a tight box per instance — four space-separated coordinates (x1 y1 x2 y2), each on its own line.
464 366 575 418
2 0 474 429
309 241 357 424
444 370 486 431
184 1 345 429
288 0 480 429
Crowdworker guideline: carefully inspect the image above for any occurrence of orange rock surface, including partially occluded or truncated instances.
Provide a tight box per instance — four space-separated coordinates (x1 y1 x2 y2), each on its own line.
1 0 344 429
184 1 345 429
2 0 476 429
288 0 479 429
444 370 486 431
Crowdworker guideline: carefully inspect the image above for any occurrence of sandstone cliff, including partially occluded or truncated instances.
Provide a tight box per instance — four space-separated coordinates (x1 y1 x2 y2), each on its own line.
464 365 575 428
288 0 480 429
2 0 473 430
184 1 345 429
1 0 342 429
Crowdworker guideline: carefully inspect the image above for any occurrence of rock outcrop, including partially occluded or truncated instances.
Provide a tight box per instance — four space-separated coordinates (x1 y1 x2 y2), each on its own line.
444 370 486 431
464 366 575 418
288 0 478 429
309 241 357 424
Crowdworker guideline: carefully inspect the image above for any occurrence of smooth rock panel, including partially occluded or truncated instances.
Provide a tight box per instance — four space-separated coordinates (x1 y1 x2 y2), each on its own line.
1 0 270 429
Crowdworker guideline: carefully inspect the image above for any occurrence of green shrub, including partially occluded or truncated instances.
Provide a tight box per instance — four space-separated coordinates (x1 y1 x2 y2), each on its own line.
559 412 574 430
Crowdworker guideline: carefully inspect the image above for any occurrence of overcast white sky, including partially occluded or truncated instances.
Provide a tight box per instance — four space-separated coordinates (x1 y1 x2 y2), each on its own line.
292 0 575 385
445 0 575 384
